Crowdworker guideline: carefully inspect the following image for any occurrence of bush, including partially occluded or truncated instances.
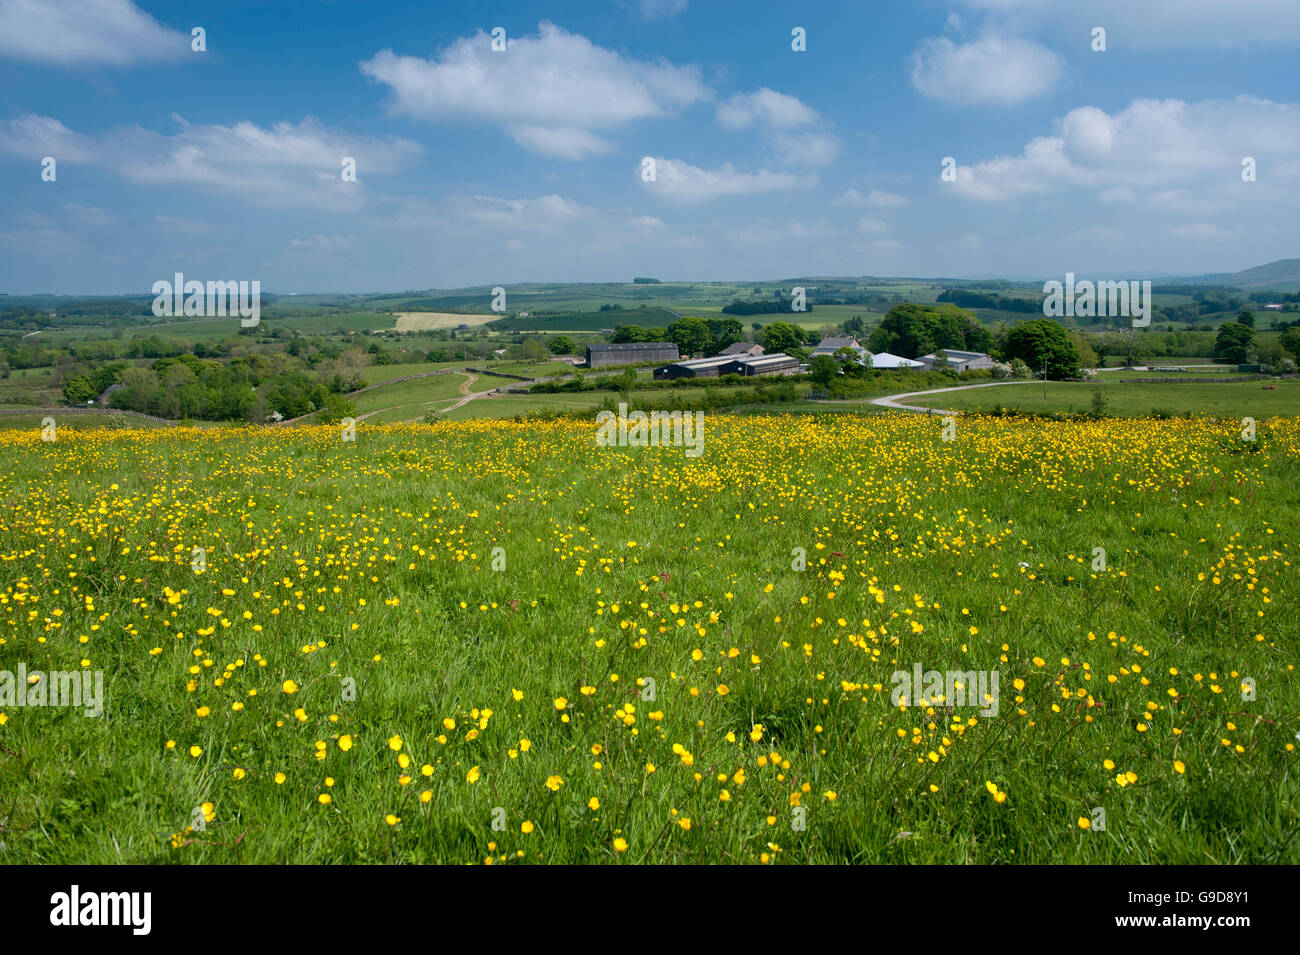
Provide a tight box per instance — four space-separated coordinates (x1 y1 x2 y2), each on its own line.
317 393 356 424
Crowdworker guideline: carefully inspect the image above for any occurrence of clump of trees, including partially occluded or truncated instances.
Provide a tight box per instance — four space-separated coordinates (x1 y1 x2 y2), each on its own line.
867 303 992 358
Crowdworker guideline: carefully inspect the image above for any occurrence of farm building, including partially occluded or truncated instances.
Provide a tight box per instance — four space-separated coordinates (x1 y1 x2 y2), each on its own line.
916 349 995 372
586 341 679 369
719 342 764 357
97 383 125 406
654 355 734 379
868 352 925 369
811 336 868 360
720 353 800 377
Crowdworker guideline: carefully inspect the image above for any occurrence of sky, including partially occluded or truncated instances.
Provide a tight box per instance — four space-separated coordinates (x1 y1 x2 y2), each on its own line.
0 0 1298 294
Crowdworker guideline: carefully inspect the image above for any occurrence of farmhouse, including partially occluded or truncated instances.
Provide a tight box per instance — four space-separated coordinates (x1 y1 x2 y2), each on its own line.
586 341 679 369
720 353 800 376
868 352 925 369
719 342 764 357
917 349 995 372
720 341 765 357
97 383 125 406
812 336 868 360
654 355 733 379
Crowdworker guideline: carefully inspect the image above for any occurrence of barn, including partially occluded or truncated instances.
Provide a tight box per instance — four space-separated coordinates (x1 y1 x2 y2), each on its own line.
586 342 679 369
719 353 800 376
654 355 734 379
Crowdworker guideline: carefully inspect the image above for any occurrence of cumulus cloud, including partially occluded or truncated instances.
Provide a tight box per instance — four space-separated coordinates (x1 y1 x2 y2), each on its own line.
638 157 815 201
289 234 355 250
0 0 189 65
947 95 1300 204
910 34 1062 105
0 114 421 210
833 188 909 208
726 221 841 243
360 21 708 159
716 87 839 166
636 0 689 20
1164 223 1239 239
858 217 890 235
952 0 1300 48
717 88 819 130
371 193 591 233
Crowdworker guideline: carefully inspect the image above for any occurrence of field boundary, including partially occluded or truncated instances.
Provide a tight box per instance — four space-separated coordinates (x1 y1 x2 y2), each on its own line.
0 406 174 425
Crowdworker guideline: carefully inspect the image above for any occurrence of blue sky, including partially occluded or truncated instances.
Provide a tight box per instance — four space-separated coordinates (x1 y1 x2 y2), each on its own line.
1 0 1298 294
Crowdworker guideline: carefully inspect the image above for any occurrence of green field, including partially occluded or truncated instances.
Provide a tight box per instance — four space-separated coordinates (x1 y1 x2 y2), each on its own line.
910 380 1300 417
0 415 1295 864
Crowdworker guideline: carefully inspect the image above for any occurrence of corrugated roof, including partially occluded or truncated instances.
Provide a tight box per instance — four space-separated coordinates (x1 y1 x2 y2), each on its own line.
588 342 677 352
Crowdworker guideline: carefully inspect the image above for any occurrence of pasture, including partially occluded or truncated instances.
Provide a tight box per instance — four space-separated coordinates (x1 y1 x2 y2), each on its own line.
0 414 1295 863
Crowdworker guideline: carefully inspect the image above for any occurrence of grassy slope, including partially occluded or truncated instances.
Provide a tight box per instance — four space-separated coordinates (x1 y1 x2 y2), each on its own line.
0 416 1295 864
911 380 1300 417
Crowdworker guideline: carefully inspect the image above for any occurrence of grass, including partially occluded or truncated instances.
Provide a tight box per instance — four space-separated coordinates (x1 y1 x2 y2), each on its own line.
0 415 1295 864
911 380 1300 417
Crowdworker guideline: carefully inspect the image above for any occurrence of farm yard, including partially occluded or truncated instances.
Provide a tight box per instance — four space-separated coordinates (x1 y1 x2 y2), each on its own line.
0 414 1295 864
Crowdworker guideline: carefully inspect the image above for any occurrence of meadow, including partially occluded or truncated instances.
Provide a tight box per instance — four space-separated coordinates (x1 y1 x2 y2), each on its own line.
911 380 1300 418
0 413 1296 864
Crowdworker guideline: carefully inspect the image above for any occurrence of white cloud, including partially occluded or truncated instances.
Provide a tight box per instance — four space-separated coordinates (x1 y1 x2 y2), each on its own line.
910 34 1062 105
63 203 111 226
639 157 815 202
154 215 209 233
0 0 189 65
0 114 421 210
717 88 818 130
953 0 1300 48
289 235 355 250
636 0 689 19
858 217 890 235
727 221 841 243
360 21 708 159
948 96 1300 203
1066 225 1124 242
715 88 838 166
833 188 909 208
371 193 592 233
626 215 666 230
773 132 840 167
1164 223 1239 239
509 125 611 159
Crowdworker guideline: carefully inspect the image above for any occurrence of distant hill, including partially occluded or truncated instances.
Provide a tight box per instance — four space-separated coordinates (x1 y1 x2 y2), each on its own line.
1169 258 1300 291
1226 258 1300 290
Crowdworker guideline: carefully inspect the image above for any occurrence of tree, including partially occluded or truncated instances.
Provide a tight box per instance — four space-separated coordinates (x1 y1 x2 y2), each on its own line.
1068 330 1099 370
761 321 806 355
666 317 711 357
549 335 575 355
1213 322 1256 363
1001 319 1081 379
1237 310 1255 329
1279 326 1300 361
809 355 839 386
62 374 96 405
868 302 988 358
706 318 743 354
